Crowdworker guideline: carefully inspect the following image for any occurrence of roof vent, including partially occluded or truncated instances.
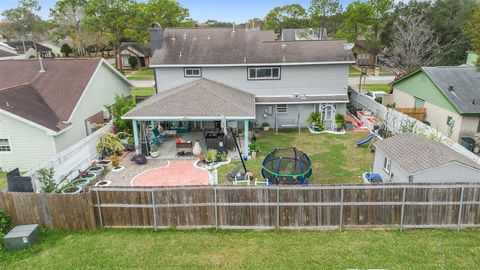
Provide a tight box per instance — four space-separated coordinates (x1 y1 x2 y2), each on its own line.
179 51 182 57
281 43 287 50
232 23 236 33
193 35 197 40
171 35 176 41
6 102 9 107
207 35 211 40
282 56 286 62
183 32 187 40
448 86 454 91
243 56 247 63
473 99 476 105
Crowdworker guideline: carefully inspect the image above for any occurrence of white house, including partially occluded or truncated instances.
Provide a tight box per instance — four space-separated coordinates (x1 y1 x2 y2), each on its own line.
0 58 133 171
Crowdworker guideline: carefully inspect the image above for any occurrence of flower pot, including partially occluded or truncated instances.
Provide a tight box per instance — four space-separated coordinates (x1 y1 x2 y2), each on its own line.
111 166 125 172
120 138 129 145
193 141 202 156
88 166 105 176
95 180 112 187
97 160 112 167
62 186 82 194
263 126 270 131
150 151 159 158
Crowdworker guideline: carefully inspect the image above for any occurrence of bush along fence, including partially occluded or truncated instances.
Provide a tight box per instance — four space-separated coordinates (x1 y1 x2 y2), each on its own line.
349 91 480 165
2 184 480 231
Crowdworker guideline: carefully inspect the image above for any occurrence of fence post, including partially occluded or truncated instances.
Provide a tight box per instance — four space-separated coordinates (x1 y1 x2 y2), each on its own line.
39 193 53 229
457 186 465 231
95 189 103 227
276 187 280 228
151 189 157 230
400 187 406 232
214 187 218 229
339 187 344 231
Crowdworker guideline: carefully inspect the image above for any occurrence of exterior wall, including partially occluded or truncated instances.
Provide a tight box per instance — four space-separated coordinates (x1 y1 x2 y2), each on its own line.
459 116 480 139
53 62 131 152
155 64 349 97
372 149 410 183
0 113 56 171
412 163 480 183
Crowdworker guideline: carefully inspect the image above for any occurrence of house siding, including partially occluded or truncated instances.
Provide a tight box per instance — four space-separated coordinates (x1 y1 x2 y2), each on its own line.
53 63 131 152
412 163 480 183
0 113 56 171
372 148 409 183
155 64 349 97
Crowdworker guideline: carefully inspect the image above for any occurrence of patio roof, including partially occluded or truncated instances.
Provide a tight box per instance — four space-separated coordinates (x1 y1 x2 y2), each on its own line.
123 79 256 120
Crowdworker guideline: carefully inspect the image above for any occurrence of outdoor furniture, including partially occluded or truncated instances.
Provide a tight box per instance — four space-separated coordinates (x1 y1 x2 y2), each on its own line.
176 140 193 155
227 166 252 185
204 129 228 153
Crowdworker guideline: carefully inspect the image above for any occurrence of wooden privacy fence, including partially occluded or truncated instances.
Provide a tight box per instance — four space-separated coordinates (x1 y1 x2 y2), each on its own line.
0 192 96 231
91 184 480 231
396 108 427 121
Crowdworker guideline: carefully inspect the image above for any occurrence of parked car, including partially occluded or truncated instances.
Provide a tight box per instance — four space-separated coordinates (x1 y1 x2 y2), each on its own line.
364 91 387 100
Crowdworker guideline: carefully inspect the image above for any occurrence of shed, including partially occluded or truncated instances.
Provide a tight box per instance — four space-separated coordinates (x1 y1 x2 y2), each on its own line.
372 133 480 183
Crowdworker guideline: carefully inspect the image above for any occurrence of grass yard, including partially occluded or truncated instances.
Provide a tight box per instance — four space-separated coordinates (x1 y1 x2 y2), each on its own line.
349 65 393 77
218 131 373 184
126 68 154 80
0 172 6 189
1 228 479 269
361 83 391 93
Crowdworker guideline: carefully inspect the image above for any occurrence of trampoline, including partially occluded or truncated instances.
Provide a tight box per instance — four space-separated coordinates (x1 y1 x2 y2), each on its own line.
261 147 312 185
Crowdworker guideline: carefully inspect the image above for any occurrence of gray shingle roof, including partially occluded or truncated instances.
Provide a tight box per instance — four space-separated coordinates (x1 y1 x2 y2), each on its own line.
120 42 152 57
255 95 349 104
422 66 480 114
374 133 480 175
151 28 354 65
123 79 255 119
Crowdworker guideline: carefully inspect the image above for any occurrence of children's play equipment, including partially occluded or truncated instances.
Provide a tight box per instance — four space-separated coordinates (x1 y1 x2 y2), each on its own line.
261 147 312 185
355 134 377 146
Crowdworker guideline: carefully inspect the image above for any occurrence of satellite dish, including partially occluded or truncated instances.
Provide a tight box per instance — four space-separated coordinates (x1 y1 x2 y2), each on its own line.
344 43 355 51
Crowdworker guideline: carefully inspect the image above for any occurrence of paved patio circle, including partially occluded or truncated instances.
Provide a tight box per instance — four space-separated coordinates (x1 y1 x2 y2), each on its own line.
131 160 210 186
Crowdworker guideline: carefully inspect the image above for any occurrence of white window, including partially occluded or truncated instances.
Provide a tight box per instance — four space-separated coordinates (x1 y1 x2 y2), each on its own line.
383 157 391 174
184 68 202 77
0 138 11 152
248 67 280 80
276 104 287 114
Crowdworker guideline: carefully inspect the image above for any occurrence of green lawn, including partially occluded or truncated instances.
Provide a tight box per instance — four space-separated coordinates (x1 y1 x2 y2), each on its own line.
126 68 154 80
349 65 393 77
218 131 372 184
0 172 6 189
361 83 391 93
1 228 480 269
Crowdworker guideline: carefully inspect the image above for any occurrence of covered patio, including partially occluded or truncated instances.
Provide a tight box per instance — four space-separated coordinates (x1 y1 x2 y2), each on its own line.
122 79 256 159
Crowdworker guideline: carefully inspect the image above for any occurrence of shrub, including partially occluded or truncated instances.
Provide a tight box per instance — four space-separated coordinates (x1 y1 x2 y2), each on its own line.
97 132 125 158
335 114 346 128
249 141 259 152
128 56 138 69
60 44 73 57
205 149 217 163
261 122 270 127
0 209 12 236
105 94 135 133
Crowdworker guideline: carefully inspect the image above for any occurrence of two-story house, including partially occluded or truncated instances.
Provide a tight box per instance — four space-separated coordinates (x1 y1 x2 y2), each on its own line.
122 24 355 157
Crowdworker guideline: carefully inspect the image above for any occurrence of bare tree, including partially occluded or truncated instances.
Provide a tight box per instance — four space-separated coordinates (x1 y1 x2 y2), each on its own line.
391 16 440 75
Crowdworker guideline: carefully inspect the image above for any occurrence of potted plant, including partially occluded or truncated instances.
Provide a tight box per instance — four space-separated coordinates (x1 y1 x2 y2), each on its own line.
308 112 325 131
261 122 270 131
335 114 346 131
77 169 96 184
97 132 125 159
205 149 217 164
117 132 131 145
110 155 124 172
61 183 82 194
150 145 159 158
249 141 260 159
95 180 112 187
87 161 105 176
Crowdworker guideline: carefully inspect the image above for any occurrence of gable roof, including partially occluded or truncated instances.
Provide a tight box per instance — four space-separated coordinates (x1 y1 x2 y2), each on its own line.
151 28 355 66
355 40 380 54
123 78 255 120
120 42 152 57
0 47 17 58
374 133 480 175
5 40 52 54
393 66 480 114
0 59 123 133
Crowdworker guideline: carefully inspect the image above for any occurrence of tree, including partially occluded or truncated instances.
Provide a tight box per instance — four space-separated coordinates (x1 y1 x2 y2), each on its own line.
264 4 308 33
83 0 138 70
105 94 136 133
335 1 375 42
128 56 138 69
368 0 393 39
309 0 342 34
61 43 73 57
391 16 440 74
467 3 480 67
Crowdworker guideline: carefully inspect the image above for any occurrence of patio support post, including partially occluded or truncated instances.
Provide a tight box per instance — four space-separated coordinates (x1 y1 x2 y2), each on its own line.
244 120 249 160
132 120 140 155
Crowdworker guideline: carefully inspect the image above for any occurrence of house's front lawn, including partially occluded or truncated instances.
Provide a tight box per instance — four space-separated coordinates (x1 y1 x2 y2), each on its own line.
0 172 6 189
1 228 479 269
361 84 391 93
126 68 154 80
218 131 373 184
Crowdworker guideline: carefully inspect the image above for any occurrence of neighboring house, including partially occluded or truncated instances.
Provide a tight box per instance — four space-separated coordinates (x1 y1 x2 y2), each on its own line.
281 28 328 41
391 66 480 145
5 40 53 58
0 43 20 60
0 59 133 171
373 133 480 183
147 24 354 130
118 42 152 69
354 40 379 66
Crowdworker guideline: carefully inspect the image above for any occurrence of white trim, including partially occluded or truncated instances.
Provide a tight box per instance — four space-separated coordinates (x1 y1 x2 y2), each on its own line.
255 94 348 98
151 61 356 68
248 67 280 80
256 100 348 105
67 58 134 123
184 67 202 77
0 137 13 153
122 116 255 121
0 108 60 135
383 157 392 174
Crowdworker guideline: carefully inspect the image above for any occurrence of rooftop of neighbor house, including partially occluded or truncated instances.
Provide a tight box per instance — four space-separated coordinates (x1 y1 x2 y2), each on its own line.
150 27 355 66
123 78 255 119
0 47 17 57
374 133 480 175
5 40 52 54
0 59 102 132
120 42 152 57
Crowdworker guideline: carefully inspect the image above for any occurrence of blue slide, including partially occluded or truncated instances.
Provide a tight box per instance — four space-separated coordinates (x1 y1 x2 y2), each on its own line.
356 134 377 146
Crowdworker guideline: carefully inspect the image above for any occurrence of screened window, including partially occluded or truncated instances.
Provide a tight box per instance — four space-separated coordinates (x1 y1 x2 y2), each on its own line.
0 138 11 152
184 68 202 77
276 104 287 114
248 67 280 80
383 157 391 174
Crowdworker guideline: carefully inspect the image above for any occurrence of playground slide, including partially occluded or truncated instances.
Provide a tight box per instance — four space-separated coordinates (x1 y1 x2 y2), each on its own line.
356 134 377 146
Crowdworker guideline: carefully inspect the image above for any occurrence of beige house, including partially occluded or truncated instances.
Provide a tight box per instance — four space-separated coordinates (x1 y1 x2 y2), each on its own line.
391 66 480 147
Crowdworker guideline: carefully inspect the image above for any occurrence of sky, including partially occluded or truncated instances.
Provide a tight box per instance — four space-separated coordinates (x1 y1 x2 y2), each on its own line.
0 0 359 23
